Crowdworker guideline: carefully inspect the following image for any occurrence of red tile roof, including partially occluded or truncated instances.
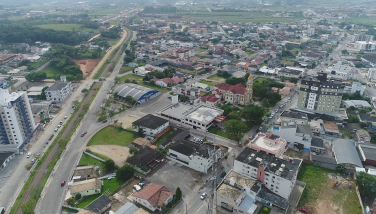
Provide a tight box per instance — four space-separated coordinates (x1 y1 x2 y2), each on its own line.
201 94 220 103
171 77 184 83
215 83 247 95
159 78 175 84
133 183 173 207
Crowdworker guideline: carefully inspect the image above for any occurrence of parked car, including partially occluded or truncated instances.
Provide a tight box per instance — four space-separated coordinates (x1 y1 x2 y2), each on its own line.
57 125 61 128
54 128 58 132
61 180 66 186
64 115 67 119
31 159 36 164
200 192 207 200
102 120 108 123
275 109 278 113
49 134 54 141
60 121 63 124
299 208 308 213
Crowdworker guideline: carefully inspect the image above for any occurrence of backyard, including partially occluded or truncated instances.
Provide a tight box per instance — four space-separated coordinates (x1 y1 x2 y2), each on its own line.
87 126 138 146
297 164 362 214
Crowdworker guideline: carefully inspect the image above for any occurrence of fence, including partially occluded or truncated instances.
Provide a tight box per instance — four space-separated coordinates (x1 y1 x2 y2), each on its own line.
82 151 105 162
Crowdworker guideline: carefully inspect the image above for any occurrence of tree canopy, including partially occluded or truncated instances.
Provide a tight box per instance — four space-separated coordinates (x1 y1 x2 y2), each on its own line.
241 104 265 126
224 119 248 141
356 172 376 198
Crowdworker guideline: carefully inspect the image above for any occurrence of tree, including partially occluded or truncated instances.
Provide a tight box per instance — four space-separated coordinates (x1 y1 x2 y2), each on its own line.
356 54 362 59
348 114 360 123
130 146 138 154
67 197 75 206
25 71 47 82
355 172 376 198
360 122 367 128
261 98 270 108
21 198 36 214
241 104 265 126
175 187 182 201
74 193 82 200
81 88 88 93
229 111 241 120
224 119 248 141
117 165 134 181
341 49 349 55
105 159 115 171
169 24 177 31
137 126 144 137
336 165 346 173
39 86 49 100
289 77 298 83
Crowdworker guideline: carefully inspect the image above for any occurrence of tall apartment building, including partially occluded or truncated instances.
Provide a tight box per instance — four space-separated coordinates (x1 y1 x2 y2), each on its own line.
297 72 344 113
0 89 36 153
351 34 373 43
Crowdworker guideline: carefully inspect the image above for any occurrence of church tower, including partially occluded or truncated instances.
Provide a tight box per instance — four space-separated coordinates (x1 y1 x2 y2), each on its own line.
246 73 253 102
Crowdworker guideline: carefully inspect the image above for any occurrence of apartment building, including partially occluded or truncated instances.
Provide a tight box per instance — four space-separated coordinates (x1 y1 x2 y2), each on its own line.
234 147 302 199
297 72 344 113
0 89 37 153
45 76 73 102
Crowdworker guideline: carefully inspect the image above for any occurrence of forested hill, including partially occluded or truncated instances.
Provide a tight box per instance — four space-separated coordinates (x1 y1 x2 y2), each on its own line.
0 25 90 46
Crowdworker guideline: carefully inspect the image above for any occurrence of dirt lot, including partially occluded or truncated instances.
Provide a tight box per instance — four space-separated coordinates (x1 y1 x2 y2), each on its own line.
117 115 139 129
207 76 226 83
86 145 131 167
73 59 100 77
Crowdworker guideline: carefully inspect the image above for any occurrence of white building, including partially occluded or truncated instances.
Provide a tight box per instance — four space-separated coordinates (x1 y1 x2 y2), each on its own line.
368 69 376 82
168 140 222 173
132 114 169 137
45 76 73 102
343 100 372 109
234 147 302 200
272 122 313 152
344 81 365 95
178 42 194 48
307 27 315 36
0 89 37 153
354 41 376 51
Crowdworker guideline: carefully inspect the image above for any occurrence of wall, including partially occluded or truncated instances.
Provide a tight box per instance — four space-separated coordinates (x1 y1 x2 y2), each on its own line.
133 196 158 211
76 188 101 197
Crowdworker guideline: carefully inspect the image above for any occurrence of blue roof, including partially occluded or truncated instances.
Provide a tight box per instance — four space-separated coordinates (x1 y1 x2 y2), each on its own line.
114 202 139 214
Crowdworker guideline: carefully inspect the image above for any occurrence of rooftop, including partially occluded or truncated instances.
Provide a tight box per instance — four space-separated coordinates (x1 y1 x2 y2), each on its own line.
45 82 69 92
126 147 162 169
332 139 362 167
296 124 312 135
280 111 308 120
159 103 193 120
0 152 14 166
248 133 288 157
169 140 220 159
73 165 98 179
0 89 26 107
236 147 302 180
132 114 168 130
184 105 224 125
257 186 290 210
132 183 173 207
358 144 376 161
85 195 111 213
323 121 339 132
311 138 324 148
71 179 102 195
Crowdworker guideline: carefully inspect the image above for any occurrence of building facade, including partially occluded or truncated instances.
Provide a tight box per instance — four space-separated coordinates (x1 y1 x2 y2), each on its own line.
297 73 344 112
214 74 253 105
0 89 36 153
132 114 169 137
45 76 73 102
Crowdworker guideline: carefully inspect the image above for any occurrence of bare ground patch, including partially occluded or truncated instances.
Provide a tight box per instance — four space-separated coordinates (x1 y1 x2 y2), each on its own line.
86 145 131 167
73 59 100 78
207 76 226 83
117 115 139 129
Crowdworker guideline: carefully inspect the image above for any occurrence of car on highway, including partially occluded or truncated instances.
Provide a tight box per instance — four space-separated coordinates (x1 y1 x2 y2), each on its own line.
61 180 66 187
81 131 87 137
200 192 207 200
298 208 308 213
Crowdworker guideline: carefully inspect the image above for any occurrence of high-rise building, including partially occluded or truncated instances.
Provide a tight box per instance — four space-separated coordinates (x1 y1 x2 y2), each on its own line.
297 72 344 112
0 89 36 153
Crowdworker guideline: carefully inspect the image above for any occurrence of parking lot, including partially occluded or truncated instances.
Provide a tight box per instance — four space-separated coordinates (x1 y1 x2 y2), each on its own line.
147 160 203 196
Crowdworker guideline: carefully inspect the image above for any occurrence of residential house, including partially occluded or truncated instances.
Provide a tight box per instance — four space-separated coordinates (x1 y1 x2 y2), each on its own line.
323 121 340 136
356 129 371 143
358 144 376 167
132 114 169 137
45 76 73 102
176 85 200 98
168 140 221 173
131 137 149 149
73 165 99 180
132 183 174 212
155 78 175 88
126 147 164 175
84 195 112 214
200 94 220 107
70 179 102 197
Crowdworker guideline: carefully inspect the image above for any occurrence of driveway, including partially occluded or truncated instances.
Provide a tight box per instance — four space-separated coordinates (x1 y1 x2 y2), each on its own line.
147 160 203 197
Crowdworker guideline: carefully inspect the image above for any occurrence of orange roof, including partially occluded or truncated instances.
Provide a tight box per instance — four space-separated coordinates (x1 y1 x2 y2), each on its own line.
133 183 173 207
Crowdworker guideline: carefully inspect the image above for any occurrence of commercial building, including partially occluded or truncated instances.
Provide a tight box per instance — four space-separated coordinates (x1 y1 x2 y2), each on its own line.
132 183 174 212
278 111 308 125
342 100 372 109
0 89 37 153
344 82 365 95
168 139 221 173
272 122 312 152
355 41 376 51
297 72 344 113
213 74 253 105
132 114 169 137
277 67 304 79
234 147 302 200
115 84 162 104
351 34 373 43
126 147 164 175
45 76 73 102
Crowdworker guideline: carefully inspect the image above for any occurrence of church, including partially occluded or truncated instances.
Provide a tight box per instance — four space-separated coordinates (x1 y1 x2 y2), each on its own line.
214 74 253 105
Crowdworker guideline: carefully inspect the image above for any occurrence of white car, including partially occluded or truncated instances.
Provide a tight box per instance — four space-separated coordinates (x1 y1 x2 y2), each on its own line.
64 115 67 119
200 192 207 200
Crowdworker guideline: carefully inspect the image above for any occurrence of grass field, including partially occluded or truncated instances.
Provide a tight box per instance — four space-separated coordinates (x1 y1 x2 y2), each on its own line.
37 24 101 33
119 66 133 74
208 127 237 140
348 17 376 25
103 177 124 193
87 126 138 147
79 154 106 175
76 194 101 208
200 80 217 86
195 48 207 52
118 74 171 93
41 65 65 79
297 164 362 214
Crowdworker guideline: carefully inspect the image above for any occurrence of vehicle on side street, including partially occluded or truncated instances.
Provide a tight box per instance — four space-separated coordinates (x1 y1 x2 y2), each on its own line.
200 192 207 200
102 120 107 123
299 208 308 213
61 180 66 186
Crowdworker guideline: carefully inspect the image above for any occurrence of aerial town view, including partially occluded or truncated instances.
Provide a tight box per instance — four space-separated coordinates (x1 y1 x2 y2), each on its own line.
0 0 376 214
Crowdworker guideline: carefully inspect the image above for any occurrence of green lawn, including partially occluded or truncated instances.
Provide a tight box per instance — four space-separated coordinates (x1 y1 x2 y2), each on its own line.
245 51 254 55
102 177 124 193
118 74 171 93
37 24 101 33
87 126 138 146
79 154 106 176
41 65 65 79
297 164 362 214
119 66 134 74
195 48 207 52
153 130 174 148
107 38 121 46
200 80 217 86
348 17 376 25
257 205 271 214
27 58 49 70
75 194 101 208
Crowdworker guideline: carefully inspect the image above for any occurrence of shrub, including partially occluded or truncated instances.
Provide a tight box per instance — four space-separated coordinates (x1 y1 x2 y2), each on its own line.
75 193 81 200
67 198 75 207
263 207 269 212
